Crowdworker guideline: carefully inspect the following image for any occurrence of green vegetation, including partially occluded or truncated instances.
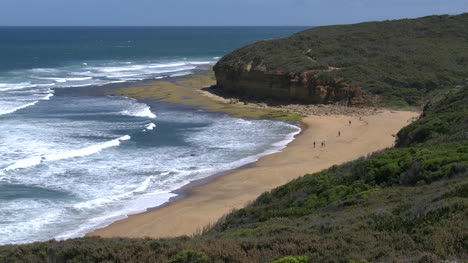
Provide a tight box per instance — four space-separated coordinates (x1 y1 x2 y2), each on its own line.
214 141 467 229
169 250 210 263
1 16 467 263
1 86 466 263
114 71 303 122
270 256 308 263
396 81 468 146
215 14 468 106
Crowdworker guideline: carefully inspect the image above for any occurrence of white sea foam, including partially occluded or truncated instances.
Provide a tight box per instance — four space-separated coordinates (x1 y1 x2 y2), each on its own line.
2 135 131 171
1 157 42 172
0 101 39 115
102 66 196 77
58 124 300 240
0 92 54 116
1 109 301 244
55 190 176 240
216 124 301 172
71 71 93 76
72 176 154 211
88 62 204 74
62 77 93 81
45 135 131 162
0 41 306 246
96 65 147 73
272 124 302 147
120 104 157 119
147 62 187 68
0 82 37 91
30 68 59 73
39 83 56 87
170 72 192 78
145 123 156 130
189 61 212 65
104 80 127 85
37 77 93 83
1 60 213 104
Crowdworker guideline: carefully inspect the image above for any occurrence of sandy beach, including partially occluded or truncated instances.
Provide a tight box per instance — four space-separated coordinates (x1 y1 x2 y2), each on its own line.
89 73 419 238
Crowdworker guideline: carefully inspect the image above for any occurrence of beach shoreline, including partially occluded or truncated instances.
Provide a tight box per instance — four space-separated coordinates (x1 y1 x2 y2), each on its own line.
86 68 420 239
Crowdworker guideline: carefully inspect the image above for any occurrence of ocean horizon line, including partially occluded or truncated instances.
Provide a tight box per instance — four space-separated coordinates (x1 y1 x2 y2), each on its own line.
0 25 313 28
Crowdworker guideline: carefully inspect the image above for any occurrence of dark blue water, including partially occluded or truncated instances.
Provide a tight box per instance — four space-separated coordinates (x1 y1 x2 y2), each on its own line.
0 26 304 71
0 27 305 245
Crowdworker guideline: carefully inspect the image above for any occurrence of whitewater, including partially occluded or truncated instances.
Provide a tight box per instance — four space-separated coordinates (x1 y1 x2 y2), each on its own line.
0 26 305 245
0 60 210 117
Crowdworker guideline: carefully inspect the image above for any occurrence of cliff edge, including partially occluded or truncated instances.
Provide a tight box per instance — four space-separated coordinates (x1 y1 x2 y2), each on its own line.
214 14 468 107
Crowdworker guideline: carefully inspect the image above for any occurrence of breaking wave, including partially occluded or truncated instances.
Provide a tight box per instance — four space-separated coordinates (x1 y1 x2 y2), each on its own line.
2 135 131 172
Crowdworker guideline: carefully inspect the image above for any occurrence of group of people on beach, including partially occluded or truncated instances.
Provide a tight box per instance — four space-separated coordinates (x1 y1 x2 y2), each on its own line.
313 119 353 148
313 141 326 148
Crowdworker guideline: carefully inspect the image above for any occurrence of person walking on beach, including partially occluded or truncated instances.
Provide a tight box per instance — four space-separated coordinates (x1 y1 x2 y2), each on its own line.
349 120 352 125
338 131 341 137
313 141 316 148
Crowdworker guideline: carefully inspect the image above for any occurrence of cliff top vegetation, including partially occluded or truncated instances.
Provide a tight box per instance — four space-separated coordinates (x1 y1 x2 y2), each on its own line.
1 15 467 263
1 84 466 263
215 14 468 107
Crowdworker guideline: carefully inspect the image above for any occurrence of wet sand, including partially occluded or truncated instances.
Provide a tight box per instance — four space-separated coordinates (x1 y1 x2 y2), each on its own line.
89 95 418 238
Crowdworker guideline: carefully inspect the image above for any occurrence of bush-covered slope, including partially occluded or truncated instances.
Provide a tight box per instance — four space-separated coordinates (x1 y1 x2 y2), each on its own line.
1 86 466 263
396 80 468 147
214 14 468 107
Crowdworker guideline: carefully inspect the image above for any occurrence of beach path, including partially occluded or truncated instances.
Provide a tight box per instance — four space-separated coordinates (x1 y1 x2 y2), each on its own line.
89 110 419 239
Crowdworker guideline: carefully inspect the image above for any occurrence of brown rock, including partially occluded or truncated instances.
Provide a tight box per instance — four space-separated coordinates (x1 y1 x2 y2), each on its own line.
214 64 377 107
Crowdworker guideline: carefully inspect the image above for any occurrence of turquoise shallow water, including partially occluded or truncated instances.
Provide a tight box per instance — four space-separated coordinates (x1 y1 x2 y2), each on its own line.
0 27 306 245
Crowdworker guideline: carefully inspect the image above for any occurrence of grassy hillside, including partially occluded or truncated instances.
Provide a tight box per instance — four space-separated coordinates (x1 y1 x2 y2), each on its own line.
2 15 468 262
1 84 466 262
215 14 468 107
396 81 468 147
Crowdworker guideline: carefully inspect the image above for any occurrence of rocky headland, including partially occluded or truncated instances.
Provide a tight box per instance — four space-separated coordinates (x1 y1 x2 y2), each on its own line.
1 14 467 263
214 14 468 108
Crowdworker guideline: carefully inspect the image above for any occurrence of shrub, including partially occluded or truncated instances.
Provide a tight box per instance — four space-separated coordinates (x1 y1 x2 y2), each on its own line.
215 14 468 107
169 250 210 263
270 256 309 263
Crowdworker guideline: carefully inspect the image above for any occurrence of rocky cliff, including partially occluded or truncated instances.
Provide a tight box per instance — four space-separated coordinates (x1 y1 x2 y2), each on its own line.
214 64 375 106
214 14 468 107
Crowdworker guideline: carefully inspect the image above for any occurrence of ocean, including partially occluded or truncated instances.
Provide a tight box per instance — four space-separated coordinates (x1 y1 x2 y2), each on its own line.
0 26 306 245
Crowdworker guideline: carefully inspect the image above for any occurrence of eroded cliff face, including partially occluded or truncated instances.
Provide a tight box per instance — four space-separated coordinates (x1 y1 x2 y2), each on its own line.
214 63 376 107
